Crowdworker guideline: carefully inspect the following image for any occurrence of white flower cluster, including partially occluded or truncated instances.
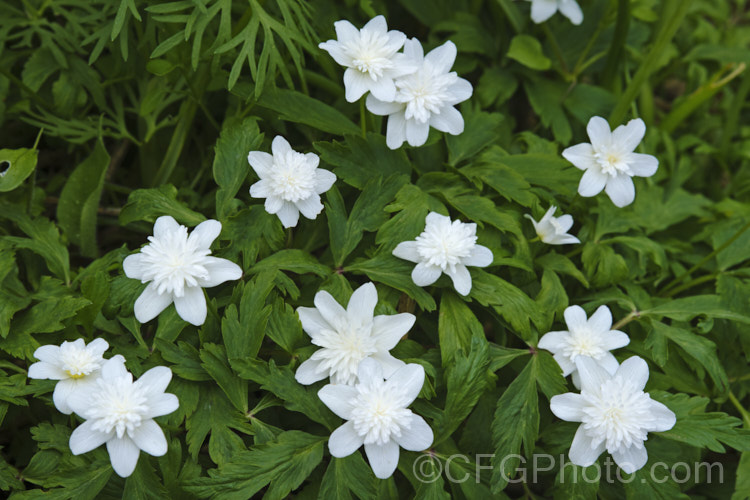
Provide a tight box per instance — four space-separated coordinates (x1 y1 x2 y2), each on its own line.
320 16 473 149
28 339 178 477
295 282 433 478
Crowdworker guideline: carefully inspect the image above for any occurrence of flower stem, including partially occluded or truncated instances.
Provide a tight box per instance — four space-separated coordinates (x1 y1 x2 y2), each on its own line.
542 24 569 77
728 391 750 428
612 310 639 330
360 99 367 138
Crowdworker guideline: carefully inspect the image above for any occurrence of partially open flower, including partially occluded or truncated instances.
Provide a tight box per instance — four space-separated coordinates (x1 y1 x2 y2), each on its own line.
524 206 580 245
525 0 583 25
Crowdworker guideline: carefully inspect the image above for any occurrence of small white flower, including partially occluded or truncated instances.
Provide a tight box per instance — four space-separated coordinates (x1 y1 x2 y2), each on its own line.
524 206 580 245
123 215 242 326
248 136 337 228
319 358 433 479
525 0 583 25
67 357 179 478
538 305 629 388
27 338 111 415
319 16 416 103
563 116 658 208
550 356 676 473
296 282 414 386
366 39 473 149
392 212 492 296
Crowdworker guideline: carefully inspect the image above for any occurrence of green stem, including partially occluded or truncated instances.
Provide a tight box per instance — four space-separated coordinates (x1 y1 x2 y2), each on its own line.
721 66 750 158
664 273 720 298
612 310 639 330
601 0 630 89
359 99 367 138
572 15 608 79
542 24 569 76
728 391 750 428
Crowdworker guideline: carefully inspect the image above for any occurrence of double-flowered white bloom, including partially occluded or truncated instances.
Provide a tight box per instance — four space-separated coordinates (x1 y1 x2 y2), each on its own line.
319 16 416 103
525 206 580 245
27 338 111 415
296 282 414 386
366 39 473 149
68 357 179 478
563 117 658 208
550 356 676 473
319 358 433 479
526 0 583 25
248 136 337 228
538 305 629 388
393 212 492 296
124 216 242 326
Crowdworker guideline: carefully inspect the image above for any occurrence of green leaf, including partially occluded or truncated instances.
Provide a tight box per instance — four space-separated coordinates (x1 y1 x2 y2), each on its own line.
57 140 110 257
123 458 169 500
480 148 580 197
222 206 285 269
1 212 70 284
249 249 330 277
185 386 250 465
581 242 629 288
507 34 551 70
446 109 505 166
318 454 377 500
266 297 304 354
643 295 750 324
119 185 206 227
222 274 274 363
259 88 359 136
0 147 38 192
200 343 249 412
536 251 588 287
438 291 483 365
213 117 263 218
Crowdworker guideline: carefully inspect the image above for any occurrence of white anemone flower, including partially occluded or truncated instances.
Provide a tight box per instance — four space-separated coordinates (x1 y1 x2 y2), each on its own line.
538 305 629 388
366 39 473 149
248 136 337 228
525 0 583 25
123 216 242 326
392 212 493 296
319 358 434 479
563 116 659 207
550 356 676 473
27 338 111 415
68 357 179 478
319 16 416 103
524 205 580 245
296 282 414 386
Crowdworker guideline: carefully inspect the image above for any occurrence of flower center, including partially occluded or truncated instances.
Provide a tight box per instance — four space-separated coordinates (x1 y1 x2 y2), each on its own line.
139 225 210 297
88 376 149 439
351 381 413 445
343 30 395 79
580 377 654 451
415 218 476 271
594 148 632 177
311 317 379 385
268 152 317 203
59 344 101 379
562 329 606 360
396 62 456 123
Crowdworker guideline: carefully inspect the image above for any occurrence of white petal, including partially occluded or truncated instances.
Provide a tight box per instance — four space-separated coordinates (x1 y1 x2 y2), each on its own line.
333 20 359 44
173 286 207 326
550 234 581 245
153 216 179 239
264 196 283 214
445 264 472 296
446 79 473 105
562 143 597 171
347 282 378 324
586 116 612 150
615 356 649 391
425 41 456 74
305 152 320 168
122 253 147 280
344 69 371 103
52 379 77 414
530 0 558 23
368 76 397 103
365 440 400 479
628 153 658 177
86 338 109 357
188 219 221 249
605 174 636 208
555 352 576 377
145 393 179 419
318 384 358 420
249 179 271 199
247 151 274 178
366 95 403 116
314 169 337 194
392 241 420 263
600 330 630 351
411 263 442 287
69 420 113 455
568 426 606 467
319 40 350 66
386 363 424 405
101 355 128 380
430 107 464 135
357 357 384 382
558 0 583 24
196 257 243 287
329 421 365 458
134 283 173 324
587 305 612 332
276 202 300 228
33 344 60 364
578 168 608 197
463 245 493 267
372 313 415 350
28 361 66 380
130 420 168 457
405 119 430 147
314 291 347 327
297 307 330 338
386 111 407 150
555 214 574 233
363 15 387 33
550 393 586 422
537 331 570 352
107 436 141 478
295 194 324 220
612 118 646 153
271 136 292 157
395 414 433 451
571 369 582 389
402 38 424 62
295 357 328 385
598 352 620 375
564 305 588 332
576 356 612 393
611 444 648 474
135 366 172 396
370 351 406 378
646 401 676 432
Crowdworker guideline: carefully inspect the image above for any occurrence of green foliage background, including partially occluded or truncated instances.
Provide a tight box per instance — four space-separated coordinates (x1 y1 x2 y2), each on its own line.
2 0 750 498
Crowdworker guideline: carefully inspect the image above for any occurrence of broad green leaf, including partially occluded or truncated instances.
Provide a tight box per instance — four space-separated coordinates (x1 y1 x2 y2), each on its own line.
438 291 483 365
471 270 543 341
259 88 360 136
119 185 206 227
446 109 505 166
318 454 377 500
249 249 330 277
643 295 750 324
0 147 38 192
223 274 274 364
200 343 249 412
213 116 263 218
507 34 551 70
1 212 70 283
